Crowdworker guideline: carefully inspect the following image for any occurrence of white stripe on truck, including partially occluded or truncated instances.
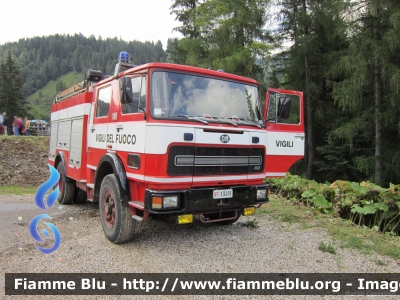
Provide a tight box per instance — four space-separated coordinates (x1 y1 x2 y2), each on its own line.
51 103 91 121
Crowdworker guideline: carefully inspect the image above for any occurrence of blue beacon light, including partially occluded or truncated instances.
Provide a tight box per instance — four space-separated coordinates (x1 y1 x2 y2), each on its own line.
119 51 130 63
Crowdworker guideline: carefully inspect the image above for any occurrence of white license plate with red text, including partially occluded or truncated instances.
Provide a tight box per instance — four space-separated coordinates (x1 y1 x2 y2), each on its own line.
213 189 233 199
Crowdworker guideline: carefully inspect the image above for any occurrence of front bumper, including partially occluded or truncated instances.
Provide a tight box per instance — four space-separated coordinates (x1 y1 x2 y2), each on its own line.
144 184 269 215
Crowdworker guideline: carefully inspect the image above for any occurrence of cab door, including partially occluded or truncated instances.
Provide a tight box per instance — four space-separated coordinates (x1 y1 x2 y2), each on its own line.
264 88 305 177
116 74 147 176
87 84 112 168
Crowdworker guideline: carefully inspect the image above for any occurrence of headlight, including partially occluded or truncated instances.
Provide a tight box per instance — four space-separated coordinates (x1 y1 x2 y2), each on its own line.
257 189 267 199
163 196 179 208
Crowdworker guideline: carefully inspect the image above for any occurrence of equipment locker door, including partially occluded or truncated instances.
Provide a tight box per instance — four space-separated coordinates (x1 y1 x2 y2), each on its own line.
264 88 305 177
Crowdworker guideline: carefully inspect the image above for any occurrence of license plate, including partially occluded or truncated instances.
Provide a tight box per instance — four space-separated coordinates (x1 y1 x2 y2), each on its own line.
213 189 233 199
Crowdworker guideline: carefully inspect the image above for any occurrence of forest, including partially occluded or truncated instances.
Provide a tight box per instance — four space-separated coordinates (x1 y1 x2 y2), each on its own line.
0 0 399 186
0 34 166 97
167 0 400 186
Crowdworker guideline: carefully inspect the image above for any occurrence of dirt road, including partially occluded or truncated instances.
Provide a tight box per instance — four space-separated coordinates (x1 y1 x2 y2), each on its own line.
1 193 399 299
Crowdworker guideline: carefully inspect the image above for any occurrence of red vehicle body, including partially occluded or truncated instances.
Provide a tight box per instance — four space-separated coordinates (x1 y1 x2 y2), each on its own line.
48 55 305 243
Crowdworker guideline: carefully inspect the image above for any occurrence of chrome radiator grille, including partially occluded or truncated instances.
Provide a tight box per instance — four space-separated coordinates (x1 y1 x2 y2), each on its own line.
168 146 264 176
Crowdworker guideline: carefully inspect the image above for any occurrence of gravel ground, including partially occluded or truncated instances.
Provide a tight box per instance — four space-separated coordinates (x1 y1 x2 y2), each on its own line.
1 194 399 300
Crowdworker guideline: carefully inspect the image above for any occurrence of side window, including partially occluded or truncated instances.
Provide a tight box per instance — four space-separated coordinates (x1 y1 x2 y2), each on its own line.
96 85 112 118
267 93 300 124
282 94 300 124
122 76 142 114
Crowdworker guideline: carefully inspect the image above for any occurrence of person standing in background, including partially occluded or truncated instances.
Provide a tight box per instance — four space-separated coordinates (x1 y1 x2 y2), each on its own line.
3 113 9 135
25 117 31 136
19 117 25 135
0 112 3 134
13 116 21 136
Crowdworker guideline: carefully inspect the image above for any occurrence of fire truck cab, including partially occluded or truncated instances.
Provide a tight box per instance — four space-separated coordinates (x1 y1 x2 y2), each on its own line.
49 52 304 244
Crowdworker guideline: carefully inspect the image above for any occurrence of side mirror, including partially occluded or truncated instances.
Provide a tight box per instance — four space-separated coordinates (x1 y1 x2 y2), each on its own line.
277 97 291 119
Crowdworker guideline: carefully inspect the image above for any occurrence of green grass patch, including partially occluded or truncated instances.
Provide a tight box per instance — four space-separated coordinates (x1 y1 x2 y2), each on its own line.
0 186 37 194
374 259 387 266
342 235 366 251
318 241 336 255
258 195 400 259
27 72 84 118
239 219 259 229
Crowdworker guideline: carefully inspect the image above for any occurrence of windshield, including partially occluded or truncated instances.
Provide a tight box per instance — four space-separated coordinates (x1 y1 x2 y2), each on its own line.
150 71 263 124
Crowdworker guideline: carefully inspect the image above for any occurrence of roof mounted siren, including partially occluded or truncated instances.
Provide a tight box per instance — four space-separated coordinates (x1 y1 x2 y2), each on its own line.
114 51 137 77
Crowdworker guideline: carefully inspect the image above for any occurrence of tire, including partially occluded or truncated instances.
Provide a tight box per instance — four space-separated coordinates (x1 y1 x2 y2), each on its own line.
216 210 241 225
99 174 135 243
57 163 75 204
73 188 87 204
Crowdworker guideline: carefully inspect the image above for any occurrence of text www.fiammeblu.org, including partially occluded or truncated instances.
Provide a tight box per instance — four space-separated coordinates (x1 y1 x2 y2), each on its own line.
120 278 400 293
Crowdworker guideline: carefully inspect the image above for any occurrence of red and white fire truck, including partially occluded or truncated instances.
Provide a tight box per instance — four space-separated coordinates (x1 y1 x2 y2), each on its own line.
48 52 305 243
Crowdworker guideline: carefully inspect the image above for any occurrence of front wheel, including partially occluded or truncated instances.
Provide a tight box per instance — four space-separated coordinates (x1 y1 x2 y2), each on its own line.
99 174 135 243
57 163 75 204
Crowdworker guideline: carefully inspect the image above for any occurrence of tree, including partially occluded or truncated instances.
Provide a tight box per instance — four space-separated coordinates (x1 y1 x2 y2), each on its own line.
56 79 66 92
274 0 349 180
329 0 400 186
169 0 271 81
171 0 201 38
0 50 27 119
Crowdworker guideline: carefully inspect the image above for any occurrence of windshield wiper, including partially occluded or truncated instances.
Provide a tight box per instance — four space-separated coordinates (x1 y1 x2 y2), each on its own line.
229 117 262 128
212 116 238 127
165 114 209 124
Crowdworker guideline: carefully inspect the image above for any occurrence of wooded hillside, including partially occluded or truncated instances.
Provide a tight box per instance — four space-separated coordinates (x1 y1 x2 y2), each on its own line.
0 34 166 97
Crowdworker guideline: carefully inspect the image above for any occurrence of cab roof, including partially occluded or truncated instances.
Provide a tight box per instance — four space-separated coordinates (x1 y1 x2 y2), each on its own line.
97 62 259 87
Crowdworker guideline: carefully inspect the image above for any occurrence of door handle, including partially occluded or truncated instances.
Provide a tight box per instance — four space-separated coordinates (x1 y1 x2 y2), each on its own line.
116 125 123 132
294 135 305 140
91 127 95 132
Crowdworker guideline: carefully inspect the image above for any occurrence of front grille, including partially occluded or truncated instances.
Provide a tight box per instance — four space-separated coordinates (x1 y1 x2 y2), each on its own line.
168 146 264 176
168 146 193 175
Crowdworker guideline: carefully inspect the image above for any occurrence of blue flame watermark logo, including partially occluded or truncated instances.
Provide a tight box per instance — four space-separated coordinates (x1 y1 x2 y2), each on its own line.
29 164 61 254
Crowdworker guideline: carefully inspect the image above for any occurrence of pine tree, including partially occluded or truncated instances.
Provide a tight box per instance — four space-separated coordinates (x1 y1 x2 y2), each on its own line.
169 0 271 81
274 0 349 180
329 0 400 186
0 50 27 119
171 0 201 38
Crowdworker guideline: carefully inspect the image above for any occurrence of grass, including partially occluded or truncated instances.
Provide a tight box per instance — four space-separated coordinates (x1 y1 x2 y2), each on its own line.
375 259 387 266
257 195 400 259
342 236 365 251
239 219 259 229
318 241 337 255
0 186 37 195
26 71 84 118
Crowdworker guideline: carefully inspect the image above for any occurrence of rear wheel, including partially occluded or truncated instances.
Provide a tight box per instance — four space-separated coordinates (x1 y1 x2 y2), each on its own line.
99 174 135 243
57 163 75 204
73 188 87 204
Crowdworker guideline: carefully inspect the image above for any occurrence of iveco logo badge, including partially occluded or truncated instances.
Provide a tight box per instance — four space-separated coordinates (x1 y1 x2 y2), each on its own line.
220 134 230 143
